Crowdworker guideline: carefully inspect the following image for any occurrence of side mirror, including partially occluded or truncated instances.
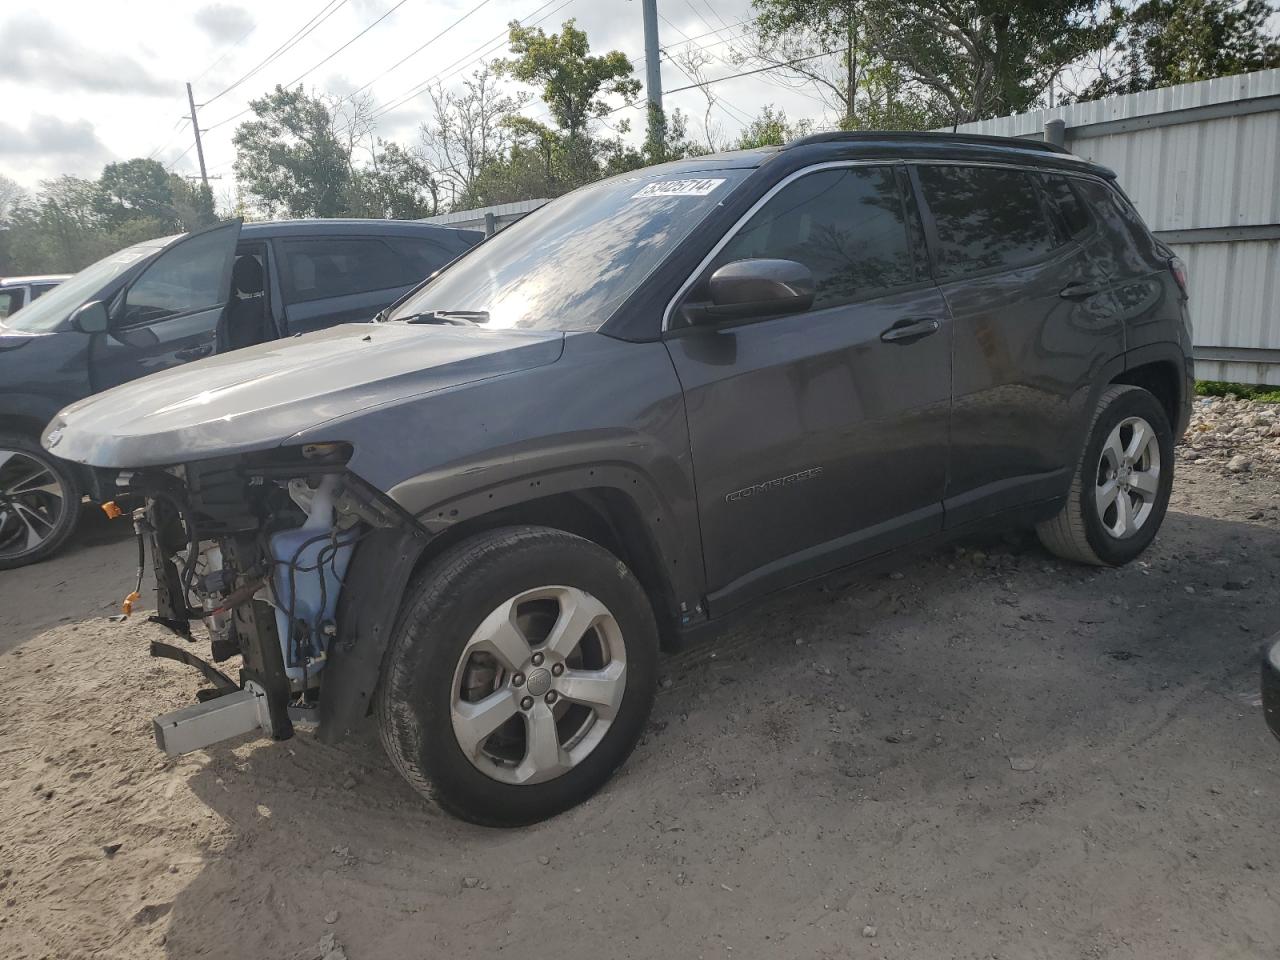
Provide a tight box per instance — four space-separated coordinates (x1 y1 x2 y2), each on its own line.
683 258 816 325
70 300 109 334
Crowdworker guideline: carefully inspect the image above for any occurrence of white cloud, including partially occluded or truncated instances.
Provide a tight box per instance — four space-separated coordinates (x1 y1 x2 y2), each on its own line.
1 13 169 96
0 115 113 182
194 4 254 45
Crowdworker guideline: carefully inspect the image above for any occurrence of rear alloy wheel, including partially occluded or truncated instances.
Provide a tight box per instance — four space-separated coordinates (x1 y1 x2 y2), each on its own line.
0 434 81 570
1094 416 1161 540
377 526 658 826
1037 385 1174 566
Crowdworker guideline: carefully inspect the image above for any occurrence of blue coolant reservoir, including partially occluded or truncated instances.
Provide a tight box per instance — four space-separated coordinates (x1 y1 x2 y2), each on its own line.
269 476 355 684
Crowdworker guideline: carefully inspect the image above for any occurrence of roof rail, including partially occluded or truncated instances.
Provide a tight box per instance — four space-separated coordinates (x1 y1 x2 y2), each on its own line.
785 130 1072 156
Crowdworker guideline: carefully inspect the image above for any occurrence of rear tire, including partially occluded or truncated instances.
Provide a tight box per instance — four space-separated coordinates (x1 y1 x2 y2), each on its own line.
0 432 82 571
1037 385 1174 566
376 525 659 827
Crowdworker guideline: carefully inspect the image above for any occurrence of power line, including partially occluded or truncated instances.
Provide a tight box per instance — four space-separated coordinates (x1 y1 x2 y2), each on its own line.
658 11 754 120
201 0 349 109
368 0 574 122
660 9 828 109
146 116 191 160
166 140 197 171
279 0 419 90
667 49 837 94
610 48 837 114
193 21 259 83
344 0 500 102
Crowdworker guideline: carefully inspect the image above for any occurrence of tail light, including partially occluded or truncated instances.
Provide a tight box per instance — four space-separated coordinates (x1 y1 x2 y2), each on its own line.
1168 256 1189 299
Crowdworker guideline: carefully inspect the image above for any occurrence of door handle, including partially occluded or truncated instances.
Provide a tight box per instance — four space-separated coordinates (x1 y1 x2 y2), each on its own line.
880 318 941 345
175 344 213 362
1059 282 1103 300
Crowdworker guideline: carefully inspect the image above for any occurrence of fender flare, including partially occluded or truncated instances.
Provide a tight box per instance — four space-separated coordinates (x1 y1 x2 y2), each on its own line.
319 525 429 743
397 460 705 619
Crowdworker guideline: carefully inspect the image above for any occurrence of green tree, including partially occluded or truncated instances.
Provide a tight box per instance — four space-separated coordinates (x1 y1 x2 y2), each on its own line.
348 140 441 219
232 85 351 217
96 158 174 225
753 0 1117 124
496 20 641 143
469 20 648 200
0 174 28 223
168 176 218 231
734 105 816 149
421 66 531 207
1085 0 1280 97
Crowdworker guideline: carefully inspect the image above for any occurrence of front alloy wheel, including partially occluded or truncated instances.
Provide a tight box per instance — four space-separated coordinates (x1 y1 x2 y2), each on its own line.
377 526 659 826
451 585 627 785
0 437 81 570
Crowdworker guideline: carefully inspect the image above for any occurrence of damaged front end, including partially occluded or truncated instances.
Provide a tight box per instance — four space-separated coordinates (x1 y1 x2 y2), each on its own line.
103 443 426 756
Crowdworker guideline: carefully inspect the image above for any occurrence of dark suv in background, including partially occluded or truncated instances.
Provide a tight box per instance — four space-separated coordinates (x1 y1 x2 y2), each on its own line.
46 133 1192 826
0 218 479 569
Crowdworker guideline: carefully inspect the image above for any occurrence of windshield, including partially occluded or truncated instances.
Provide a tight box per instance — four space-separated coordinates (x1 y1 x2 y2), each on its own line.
1 237 175 333
388 169 749 331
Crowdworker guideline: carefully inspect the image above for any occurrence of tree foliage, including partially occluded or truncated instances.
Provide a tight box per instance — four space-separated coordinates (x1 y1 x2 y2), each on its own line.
1083 0 1280 97
752 0 1120 124
420 66 530 208
0 161 216 275
495 20 641 141
232 86 351 217
467 20 699 204
734 105 816 149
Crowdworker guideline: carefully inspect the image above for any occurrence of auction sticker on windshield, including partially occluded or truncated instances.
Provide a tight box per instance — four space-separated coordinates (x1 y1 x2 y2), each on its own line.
632 178 726 199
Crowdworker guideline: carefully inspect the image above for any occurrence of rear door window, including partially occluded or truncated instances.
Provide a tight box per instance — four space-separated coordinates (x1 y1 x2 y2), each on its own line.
279 237 429 304
916 165 1059 279
712 165 920 311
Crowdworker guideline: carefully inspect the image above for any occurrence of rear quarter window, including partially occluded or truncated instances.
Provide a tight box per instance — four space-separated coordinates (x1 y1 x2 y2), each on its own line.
916 165 1060 278
384 237 455 282
1071 177 1163 268
0 289 24 318
279 237 434 304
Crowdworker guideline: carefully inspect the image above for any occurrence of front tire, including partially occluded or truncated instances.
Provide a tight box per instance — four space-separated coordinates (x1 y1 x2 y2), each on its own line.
376 525 660 827
0 433 82 571
1037 385 1174 566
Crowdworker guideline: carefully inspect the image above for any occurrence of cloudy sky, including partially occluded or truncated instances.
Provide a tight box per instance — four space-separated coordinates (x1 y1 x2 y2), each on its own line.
0 0 828 197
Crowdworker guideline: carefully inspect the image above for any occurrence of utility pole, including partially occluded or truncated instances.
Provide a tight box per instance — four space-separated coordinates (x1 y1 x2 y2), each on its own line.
185 82 210 192
641 0 663 159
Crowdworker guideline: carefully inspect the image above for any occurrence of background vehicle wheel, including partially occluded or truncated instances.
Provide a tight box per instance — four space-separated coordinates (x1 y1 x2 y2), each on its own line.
377 525 660 827
1037 385 1174 566
0 433 82 571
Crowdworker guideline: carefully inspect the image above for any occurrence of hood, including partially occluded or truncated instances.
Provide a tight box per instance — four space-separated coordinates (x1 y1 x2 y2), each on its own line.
44 322 564 468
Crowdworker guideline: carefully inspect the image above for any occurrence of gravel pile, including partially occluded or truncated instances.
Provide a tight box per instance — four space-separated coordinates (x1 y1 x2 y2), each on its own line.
1181 396 1280 474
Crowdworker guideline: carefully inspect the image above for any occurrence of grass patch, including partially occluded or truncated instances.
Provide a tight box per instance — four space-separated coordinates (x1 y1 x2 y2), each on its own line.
1195 380 1280 403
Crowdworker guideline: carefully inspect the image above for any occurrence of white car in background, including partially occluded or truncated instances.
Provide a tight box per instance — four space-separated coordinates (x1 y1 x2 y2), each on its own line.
0 275 70 319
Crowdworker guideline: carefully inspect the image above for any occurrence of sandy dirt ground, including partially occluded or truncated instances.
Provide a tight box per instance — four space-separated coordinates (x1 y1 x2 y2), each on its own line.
3 411 1279 960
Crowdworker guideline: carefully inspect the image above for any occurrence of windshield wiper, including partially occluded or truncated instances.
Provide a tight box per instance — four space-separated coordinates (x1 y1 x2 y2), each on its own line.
398 310 489 326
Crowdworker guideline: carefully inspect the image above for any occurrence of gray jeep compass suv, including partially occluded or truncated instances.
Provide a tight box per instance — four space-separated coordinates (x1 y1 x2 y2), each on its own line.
44 133 1193 825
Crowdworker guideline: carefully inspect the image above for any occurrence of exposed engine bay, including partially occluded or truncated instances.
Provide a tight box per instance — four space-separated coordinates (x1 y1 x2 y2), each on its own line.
99 442 419 755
